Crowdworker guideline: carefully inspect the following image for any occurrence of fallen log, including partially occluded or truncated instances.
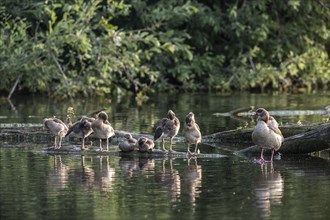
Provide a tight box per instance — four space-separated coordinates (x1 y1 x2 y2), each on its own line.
213 106 254 117
213 105 330 117
1 122 330 155
0 124 180 145
235 122 330 156
1 123 324 145
202 122 328 145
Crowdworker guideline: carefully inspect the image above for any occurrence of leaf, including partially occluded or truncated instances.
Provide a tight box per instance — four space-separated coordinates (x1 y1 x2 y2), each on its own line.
184 48 193 61
297 62 305 70
167 45 176 53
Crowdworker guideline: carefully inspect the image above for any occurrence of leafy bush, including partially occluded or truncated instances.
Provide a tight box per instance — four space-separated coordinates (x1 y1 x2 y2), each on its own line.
0 0 329 102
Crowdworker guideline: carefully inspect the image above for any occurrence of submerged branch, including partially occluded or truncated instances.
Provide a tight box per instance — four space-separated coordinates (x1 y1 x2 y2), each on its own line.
213 106 254 117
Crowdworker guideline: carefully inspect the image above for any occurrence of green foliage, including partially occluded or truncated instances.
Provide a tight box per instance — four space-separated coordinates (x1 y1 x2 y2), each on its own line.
0 0 163 101
0 8 32 89
0 0 329 101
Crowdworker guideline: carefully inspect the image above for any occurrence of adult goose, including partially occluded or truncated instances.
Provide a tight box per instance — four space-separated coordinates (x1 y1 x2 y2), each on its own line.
66 116 95 150
154 110 180 152
91 111 115 151
182 112 202 155
44 116 68 149
252 108 284 163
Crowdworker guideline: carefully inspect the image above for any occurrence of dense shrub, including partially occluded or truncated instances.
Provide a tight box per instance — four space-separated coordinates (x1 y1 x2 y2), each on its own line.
0 0 329 102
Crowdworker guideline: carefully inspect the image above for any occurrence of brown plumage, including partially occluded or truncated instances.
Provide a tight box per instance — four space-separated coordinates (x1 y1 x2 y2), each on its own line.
183 112 202 155
118 133 139 152
66 116 95 150
44 117 68 149
252 108 284 163
154 110 180 152
137 136 154 153
91 111 115 151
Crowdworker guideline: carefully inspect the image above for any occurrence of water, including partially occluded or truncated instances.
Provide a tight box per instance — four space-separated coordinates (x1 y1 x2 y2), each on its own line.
0 92 329 220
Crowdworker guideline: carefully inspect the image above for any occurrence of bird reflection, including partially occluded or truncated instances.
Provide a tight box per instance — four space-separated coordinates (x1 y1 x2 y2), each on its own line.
94 156 116 193
155 158 181 203
47 155 69 191
80 155 95 190
255 163 284 219
119 157 155 178
119 157 139 178
79 155 117 192
184 158 202 206
140 158 155 176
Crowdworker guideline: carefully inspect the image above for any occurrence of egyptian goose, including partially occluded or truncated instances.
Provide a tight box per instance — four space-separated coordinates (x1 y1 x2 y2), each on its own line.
44 117 68 149
119 133 139 152
91 111 115 151
252 108 284 163
66 116 95 150
154 110 180 152
182 112 202 155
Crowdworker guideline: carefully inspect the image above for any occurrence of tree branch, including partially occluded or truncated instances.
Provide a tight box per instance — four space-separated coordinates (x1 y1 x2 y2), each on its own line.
8 73 23 99
51 53 69 85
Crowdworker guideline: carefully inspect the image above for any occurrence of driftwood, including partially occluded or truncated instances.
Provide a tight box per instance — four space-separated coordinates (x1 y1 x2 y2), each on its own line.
235 122 330 156
213 106 254 117
0 125 153 146
208 105 330 155
202 122 328 145
1 122 330 155
213 105 330 117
